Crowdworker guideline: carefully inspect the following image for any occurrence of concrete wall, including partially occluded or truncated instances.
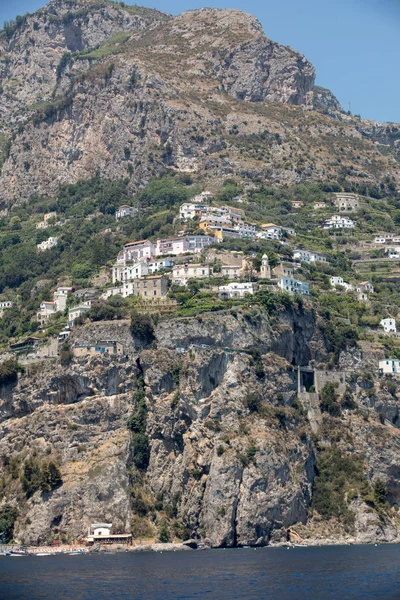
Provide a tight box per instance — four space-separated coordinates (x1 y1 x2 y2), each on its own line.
70 320 135 355
315 370 346 395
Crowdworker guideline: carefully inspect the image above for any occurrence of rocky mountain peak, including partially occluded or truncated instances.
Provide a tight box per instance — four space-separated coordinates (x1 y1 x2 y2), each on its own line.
0 2 398 206
128 7 315 105
171 8 264 41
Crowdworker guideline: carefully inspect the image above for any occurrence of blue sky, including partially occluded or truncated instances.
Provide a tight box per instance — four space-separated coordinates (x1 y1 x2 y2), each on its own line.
1 0 399 123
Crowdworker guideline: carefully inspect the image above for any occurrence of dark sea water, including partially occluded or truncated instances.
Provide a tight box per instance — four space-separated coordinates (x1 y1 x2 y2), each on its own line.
1 545 400 599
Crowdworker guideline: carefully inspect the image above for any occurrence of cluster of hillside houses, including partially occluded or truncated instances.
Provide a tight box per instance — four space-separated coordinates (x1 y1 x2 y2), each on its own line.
20 189 396 339
49 240 320 328
30 190 373 329
179 194 292 241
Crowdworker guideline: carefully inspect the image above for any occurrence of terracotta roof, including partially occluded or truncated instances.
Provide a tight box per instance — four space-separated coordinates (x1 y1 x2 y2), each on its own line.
261 223 279 228
124 240 150 247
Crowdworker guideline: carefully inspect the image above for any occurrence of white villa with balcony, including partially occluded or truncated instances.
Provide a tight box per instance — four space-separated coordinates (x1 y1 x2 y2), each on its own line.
117 240 155 262
293 250 327 264
323 215 355 229
258 223 282 239
112 261 149 284
155 237 190 256
219 282 254 299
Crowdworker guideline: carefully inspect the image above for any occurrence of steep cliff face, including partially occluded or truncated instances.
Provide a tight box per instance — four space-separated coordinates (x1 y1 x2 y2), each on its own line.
1 309 400 547
128 8 315 106
0 0 169 131
0 0 398 205
155 307 327 366
313 85 343 117
141 348 314 547
4 392 133 545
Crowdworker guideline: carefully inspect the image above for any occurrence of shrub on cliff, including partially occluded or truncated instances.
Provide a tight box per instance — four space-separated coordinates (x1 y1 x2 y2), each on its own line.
130 311 155 346
244 392 261 413
312 447 367 529
373 479 387 506
132 433 150 471
0 359 24 386
21 460 41 498
60 343 73 366
40 462 62 493
253 290 294 315
87 300 126 321
21 459 62 497
158 520 171 543
128 379 150 471
324 321 358 363
320 383 341 417
0 504 18 543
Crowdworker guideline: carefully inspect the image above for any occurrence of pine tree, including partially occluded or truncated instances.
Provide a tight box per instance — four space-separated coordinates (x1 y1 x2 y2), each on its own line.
373 479 387 505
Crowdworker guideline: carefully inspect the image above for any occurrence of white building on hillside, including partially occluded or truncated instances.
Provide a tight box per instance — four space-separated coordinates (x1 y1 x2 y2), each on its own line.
115 205 138 221
282 226 296 237
323 215 355 229
234 222 257 237
219 282 254 299
218 206 244 222
380 318 396 333
179 202 207 220
172 264 211 286
37 287 71 325
258 224 282 239
37 301 57 326
112 261 149 284
0 301 13 310
148 259 174 273
37 237 58 252
387 248 400 259
117 240 154 262
155 238 189 256
329 276 353 291
278 277 310 295
53 287 70 312
68 301 92 327
375 235 400 244
293 250 327 264
186 235 216 252
356 281 374 294
379 359 400 374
